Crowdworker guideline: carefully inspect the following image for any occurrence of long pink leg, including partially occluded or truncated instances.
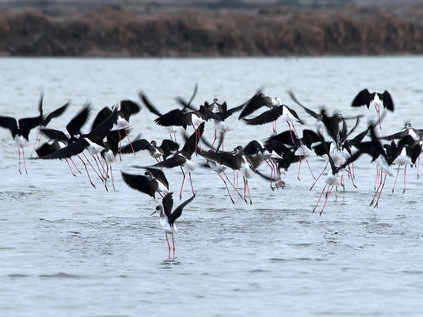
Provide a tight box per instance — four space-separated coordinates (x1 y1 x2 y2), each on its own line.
171 233 176 258
22 147 28 175
272 120 276 133
211 129 217 148
313 184 327 213
92 154 105 181
218 173 235 204
265 159 275 190
110 164 116 192
243 177 247 202
82 153 104 182
297 156 302 181
370 170 384 206
305 158 316 180
223 172 244 200
77 156 96 188
165 233 171 259
403 164 407 194
374 168 380 191
310 161 328 191
69 157 82 174
179 167 186 200
188 171 195 195
374 173 387 208
392 164 401 193
417 156 420 179
17 147 22 175
246 178 253 205
320 185 333 216
64 159 77 176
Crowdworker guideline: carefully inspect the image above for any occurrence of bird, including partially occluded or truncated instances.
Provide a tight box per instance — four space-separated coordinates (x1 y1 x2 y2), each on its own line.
242 102 304 138
120 138 179 161
0 112 42 174
154 192 195 259
121 169 169 199
135 122 205 199
351 89 394 128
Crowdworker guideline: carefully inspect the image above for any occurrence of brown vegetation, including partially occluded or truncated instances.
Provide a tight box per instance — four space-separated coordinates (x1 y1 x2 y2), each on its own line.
1 6 423 57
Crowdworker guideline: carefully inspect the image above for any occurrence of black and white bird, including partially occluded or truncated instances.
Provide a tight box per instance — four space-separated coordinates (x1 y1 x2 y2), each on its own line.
121 168 169 199
351 89 394 128
0 112 42 174
120 138 179 161
154 192 195 259
136 123 205 199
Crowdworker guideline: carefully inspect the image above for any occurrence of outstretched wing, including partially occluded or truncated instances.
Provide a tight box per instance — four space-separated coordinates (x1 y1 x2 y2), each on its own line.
169 194 195 225
66 104 90 136
180 122 205 158
121 172 157 198
162 193 174 219
120 139 153 154
381 91 394 112
243 107 283 125
155 109 187 128
0 116 18 138
238 90 272 119
139 92 162 117
287 90 321 120
40 128 69 143
39 139 88 159
18 116 42 140
43 102 69 126
120 100 141 121
351 89 371 108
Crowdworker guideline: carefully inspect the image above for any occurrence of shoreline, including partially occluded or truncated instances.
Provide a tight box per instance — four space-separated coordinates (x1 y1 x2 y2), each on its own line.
1 6 423 57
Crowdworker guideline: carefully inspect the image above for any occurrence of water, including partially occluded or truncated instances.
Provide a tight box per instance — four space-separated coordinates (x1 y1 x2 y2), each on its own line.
1 57 423 316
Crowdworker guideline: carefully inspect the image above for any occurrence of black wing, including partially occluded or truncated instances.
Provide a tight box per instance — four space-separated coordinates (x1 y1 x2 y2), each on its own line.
40 128 69 143
162 193 174 219
66 104 90 137
35 142 60 158
39 139 89 159
155 109 187 129
85 108 117 142
266 130 299 148
218 104 244 121
199 150 240 170
121 172 157 198
238 91 272 119
146 167 169 189
287 90 321 120
301 129 320 147
180 122 205 158
0 116 18 138
243 107 283 125
351 89 371 108
139 92 162 117
120 139 153 154
160 139 180 158
43 102 69 126
380 131 406 140
91 107 113 132
381 91 394 112
140 154 186 169
120 100 141 121
18 116 42 140
169 194 195 226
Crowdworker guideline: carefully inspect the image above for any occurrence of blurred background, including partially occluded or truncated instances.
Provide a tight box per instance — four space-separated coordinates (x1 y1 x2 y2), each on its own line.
1 0 423 57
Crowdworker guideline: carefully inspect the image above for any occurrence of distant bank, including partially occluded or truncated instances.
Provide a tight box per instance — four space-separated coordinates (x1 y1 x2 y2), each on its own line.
1 6 423 57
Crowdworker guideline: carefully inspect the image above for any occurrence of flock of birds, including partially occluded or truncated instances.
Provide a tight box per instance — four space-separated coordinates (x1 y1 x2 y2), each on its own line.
1 86 421 258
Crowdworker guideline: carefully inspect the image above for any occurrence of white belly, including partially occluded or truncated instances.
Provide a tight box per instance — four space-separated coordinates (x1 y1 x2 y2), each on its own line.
14 135 27 148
